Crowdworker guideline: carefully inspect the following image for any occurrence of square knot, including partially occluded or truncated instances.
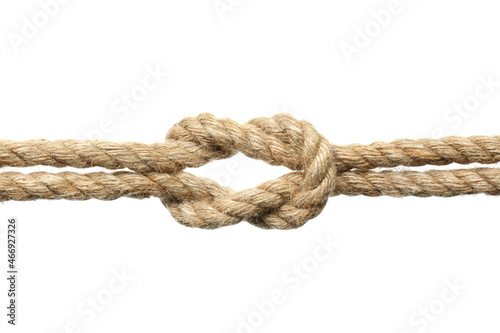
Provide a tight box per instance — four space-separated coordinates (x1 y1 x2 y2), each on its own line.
161 113 337 229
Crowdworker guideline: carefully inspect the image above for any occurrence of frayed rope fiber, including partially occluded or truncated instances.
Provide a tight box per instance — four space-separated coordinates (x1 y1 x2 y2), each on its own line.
1 113 500 229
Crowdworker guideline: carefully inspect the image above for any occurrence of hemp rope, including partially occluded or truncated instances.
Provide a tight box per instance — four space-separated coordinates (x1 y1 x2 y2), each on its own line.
1 113 500 229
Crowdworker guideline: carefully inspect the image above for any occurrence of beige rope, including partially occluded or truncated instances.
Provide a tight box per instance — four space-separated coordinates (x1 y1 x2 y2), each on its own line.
1 113 499 229
3 135 500 173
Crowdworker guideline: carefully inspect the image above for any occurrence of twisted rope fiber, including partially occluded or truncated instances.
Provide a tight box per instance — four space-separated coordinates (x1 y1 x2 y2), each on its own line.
1 113 500 229
3 135 500 173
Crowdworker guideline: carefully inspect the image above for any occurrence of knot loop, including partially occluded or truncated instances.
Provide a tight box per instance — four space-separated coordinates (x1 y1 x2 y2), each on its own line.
161 113 336 229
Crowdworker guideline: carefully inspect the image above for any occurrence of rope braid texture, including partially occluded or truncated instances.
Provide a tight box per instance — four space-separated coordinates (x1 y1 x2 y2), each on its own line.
1 113 500 229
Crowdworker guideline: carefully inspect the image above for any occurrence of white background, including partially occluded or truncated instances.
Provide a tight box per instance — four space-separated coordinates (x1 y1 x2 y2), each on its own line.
1 0 500 332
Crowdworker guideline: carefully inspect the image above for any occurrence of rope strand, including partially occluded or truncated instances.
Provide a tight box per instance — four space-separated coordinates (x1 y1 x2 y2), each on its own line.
1 113 499 229
2 136 500 173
